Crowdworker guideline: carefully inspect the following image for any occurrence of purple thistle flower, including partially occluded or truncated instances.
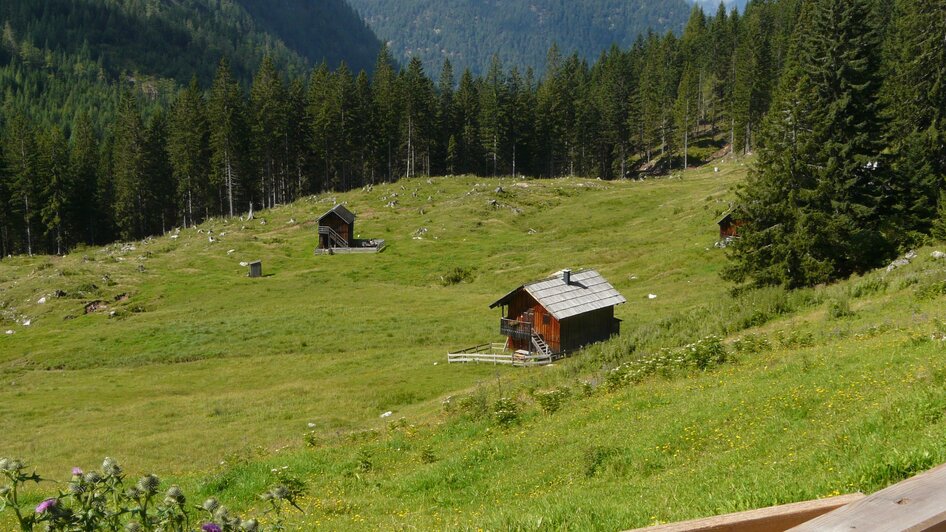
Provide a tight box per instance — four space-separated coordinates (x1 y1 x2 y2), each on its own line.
201 523 222 532
72 467 83 476
35 498 57 513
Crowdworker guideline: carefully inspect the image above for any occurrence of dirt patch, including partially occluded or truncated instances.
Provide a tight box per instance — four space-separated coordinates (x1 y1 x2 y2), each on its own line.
84 300 107 314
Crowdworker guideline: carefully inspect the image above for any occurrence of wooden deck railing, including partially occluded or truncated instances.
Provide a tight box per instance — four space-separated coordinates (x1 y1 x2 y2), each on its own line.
500 318 532 340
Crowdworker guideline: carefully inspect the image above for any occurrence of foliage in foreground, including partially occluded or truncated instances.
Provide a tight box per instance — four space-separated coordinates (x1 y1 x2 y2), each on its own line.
0 457 301 531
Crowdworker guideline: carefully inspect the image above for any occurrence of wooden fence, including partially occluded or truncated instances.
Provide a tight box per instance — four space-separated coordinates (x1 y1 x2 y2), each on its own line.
447 343 555 367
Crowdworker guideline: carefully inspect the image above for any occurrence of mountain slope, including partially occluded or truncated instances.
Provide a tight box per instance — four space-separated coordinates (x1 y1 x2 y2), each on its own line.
0 0 381 85
348 0 693 75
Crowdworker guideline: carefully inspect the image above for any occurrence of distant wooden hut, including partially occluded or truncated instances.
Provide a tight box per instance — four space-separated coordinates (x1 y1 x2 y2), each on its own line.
315 204 385 254
318 204 356 250
717 211 744 241
489 269 626 356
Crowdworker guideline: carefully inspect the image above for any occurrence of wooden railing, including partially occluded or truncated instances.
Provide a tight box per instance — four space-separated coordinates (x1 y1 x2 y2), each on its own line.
318 225 348 248
500 318 532 340
447 343 555 367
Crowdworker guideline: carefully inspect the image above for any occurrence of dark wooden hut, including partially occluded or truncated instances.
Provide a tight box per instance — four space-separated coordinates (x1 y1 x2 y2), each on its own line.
489 269 626 356
717 211 744 240
318 204 355 249
248 260 262 278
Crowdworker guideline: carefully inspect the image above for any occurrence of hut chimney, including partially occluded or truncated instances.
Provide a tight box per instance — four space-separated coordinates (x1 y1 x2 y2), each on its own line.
563 269 571 285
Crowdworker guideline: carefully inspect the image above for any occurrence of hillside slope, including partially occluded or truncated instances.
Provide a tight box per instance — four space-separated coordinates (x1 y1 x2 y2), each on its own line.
0 0 381 85
348 0 692 75
4 161 946 529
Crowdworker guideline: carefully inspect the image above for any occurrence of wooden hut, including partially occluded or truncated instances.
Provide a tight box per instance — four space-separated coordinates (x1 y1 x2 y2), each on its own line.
247 260 262 278
489 269 626 356
318 204 355 249
717 211 744 240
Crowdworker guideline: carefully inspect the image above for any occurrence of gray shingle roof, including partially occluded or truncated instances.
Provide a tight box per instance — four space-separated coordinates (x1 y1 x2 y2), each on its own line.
318 204 355 224
490 269 626 320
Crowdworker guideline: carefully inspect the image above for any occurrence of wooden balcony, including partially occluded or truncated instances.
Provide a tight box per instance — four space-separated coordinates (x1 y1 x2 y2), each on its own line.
500 318 532 340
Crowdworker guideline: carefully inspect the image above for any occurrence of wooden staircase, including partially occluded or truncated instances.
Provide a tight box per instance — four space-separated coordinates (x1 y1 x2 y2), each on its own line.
531 333 552 357
318 226 349 248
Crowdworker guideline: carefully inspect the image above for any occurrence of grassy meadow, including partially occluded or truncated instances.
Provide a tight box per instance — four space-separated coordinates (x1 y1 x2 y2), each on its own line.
4 159 946 529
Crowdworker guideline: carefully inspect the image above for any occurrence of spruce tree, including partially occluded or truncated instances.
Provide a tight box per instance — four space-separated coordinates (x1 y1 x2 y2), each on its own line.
168 77 210 227
208 59 246 218
112 87 148 241
38 126 72 254
726 0 892 287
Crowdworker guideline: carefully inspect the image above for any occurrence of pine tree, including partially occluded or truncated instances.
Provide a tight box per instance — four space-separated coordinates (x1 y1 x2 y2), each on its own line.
478 55 507 176
70 112 101 244
884 0 946 236
168 77 210 227
2 110 40 255
726 0 892 287
208 59 246 218
112 87 149 240
37 126 72 254
372 45 401 181
249 56 288 209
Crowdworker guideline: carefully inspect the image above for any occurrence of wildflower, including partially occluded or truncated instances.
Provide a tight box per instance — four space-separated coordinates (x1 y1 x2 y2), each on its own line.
102 457 122 476
201 523 222 532
164 485 185 505
71 467 83 477
137 474 160 495
35 498 57 513
202 497 220 513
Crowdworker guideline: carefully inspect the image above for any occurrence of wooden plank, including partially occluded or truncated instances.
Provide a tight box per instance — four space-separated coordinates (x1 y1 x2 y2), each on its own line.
626 494 864 532
789 463 946 532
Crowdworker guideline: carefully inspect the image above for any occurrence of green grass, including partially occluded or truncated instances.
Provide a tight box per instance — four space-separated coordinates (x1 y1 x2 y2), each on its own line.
4 158 946 530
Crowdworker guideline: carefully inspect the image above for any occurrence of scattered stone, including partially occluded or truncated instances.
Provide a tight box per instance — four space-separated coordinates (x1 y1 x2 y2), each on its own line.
84 301 107 314
170 235 179 240
932 251 946 259
4 330 12 335
487 199 499 208
494 186 504 194
647 294 658 299
114 293 129 302
380 411 393 418
528 228 537 235
239 261 249 267
886 258 910 272
37 297 47 304
22 319 31 327
54 290 66 298
905 250 918 260
227 249 235 255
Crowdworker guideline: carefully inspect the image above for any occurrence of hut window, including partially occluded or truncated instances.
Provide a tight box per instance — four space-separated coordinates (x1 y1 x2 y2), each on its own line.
543 314 550 325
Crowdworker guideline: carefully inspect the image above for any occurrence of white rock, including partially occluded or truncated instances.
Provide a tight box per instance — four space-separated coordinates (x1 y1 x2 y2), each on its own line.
22 319 31 327
932 251 946 259
648 294 658 299
5 330 13 335
307 422 316 428
37 297 46 304
170 235 179 240
380 411 393 418
905 250 918 260
227 249 235 255
239 262 248 267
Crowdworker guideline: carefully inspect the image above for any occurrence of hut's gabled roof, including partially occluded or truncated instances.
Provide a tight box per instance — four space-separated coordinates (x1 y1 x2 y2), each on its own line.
717 210 734 225
318 204 355 224
490 269 626 320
